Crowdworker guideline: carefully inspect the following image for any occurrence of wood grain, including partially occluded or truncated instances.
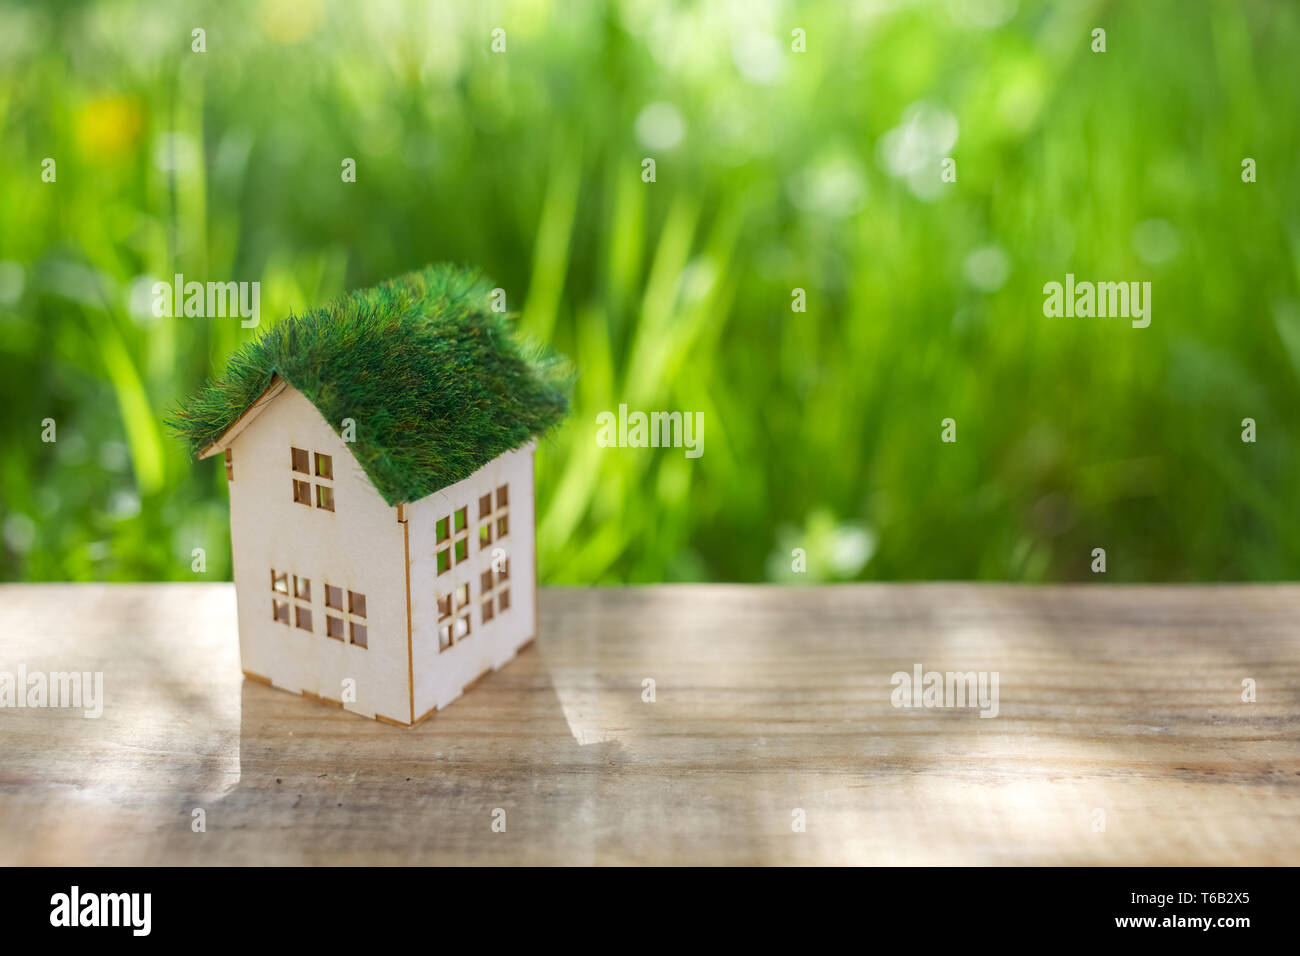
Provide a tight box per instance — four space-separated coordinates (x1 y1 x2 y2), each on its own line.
1 583 1297 865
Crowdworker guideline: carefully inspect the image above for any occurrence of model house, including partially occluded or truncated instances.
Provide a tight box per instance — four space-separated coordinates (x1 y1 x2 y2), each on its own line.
171 266 569 726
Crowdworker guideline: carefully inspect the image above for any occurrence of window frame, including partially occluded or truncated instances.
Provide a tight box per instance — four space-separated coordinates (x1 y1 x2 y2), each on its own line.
324 584 368 648
290 446 336 512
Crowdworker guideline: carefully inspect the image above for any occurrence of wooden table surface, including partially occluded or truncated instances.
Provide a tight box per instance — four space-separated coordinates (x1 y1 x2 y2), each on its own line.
2 583 1298 865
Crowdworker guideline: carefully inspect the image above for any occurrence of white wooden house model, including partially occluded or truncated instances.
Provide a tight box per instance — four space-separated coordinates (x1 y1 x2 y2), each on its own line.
175 267 568 726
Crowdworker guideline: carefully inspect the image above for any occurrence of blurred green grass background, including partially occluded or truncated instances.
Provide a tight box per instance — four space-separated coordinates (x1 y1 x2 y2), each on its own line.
1 0 1298 584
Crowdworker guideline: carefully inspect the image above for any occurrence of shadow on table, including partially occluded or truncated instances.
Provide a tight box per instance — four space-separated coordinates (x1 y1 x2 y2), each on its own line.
211 642 627 864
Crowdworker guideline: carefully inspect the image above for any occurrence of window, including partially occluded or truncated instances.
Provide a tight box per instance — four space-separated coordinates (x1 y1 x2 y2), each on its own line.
478 558 510 623
436 582 472 651
272 568 311 630
481 569 497 622
480 483 509 550
325 585 368 648
291 446 335 512
323 587 369 647
434 505 472 575
437 593 453 650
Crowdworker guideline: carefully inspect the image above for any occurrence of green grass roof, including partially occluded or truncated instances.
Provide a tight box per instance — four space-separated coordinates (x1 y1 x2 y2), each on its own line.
169 264 570 506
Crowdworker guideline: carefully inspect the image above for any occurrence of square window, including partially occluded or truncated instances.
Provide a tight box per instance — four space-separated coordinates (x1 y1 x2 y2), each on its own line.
497 485 508 509
480 570 494 594
438 623 452 651
498 589 510 612
326 615 345 640
455 614 470 640
436 548 451 574
436 516 450 543
479 524 492 549
325 584 343 610
295 606 313 631
293 479 312 505
271 570 289 594
315 453 333 479
498 559 510 582
455 583 470 609
497 514 509 538
291 447 310 473
316 485 335 512
348 591 367 618
479 493 492 518
273 599 290 624
350 622 367 648
454 538 468 564
454 507 468 533
437 593 452 621
294 576 311 601
482 599 495 623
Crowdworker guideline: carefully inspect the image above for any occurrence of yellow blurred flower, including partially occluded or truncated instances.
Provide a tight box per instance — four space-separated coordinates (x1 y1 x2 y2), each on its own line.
76 96 142 158
259 0 322 45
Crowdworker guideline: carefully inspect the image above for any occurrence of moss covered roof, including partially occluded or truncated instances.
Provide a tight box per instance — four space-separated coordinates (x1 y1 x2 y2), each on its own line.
169 264 570 506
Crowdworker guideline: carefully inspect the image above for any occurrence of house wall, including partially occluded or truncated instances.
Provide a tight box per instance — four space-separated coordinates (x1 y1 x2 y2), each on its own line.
408 442 536 719
227 386 410 723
